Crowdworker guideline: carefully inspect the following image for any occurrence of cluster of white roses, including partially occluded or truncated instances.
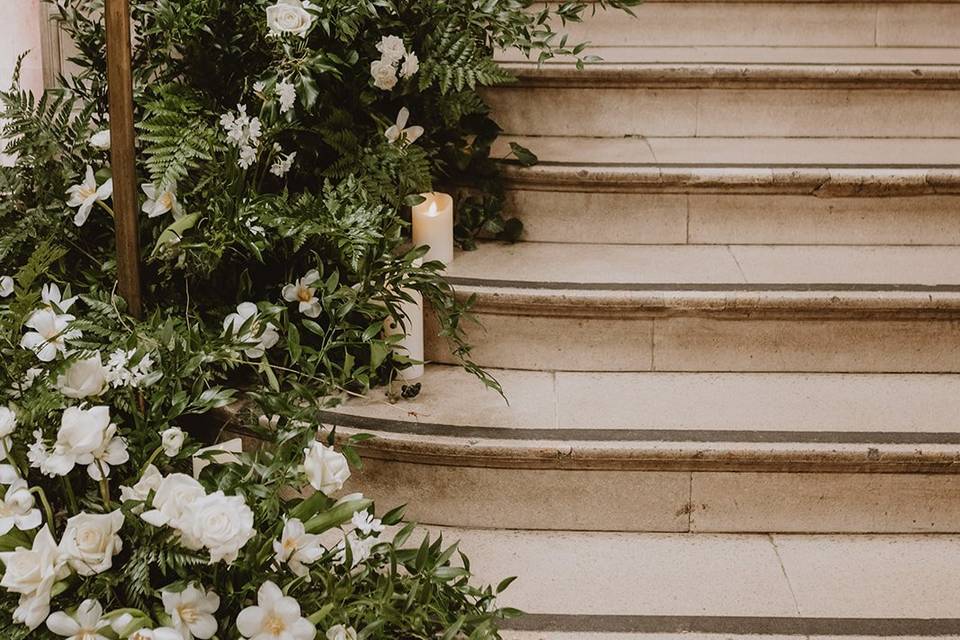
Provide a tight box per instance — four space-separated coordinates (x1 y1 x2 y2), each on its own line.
370 35 419 91
220 104 263 169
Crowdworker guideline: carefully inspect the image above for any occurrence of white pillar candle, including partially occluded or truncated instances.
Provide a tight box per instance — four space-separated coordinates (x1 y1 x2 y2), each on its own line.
385 288 424 381
411 192 454 266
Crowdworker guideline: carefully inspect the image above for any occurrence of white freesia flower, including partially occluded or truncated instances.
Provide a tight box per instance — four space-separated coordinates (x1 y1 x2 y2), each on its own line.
270 151 297 177
9 367 43 398
326 624 358 640
400 51 419 79
161 426 185 457
141 472 205 528
56 352 108 398
142 182 183 219
120 463 163 504
221 105 263 170
0 479 41 535
385 108 424 146
27 429 50 473
59 510 124 576
253 80 266 93
351 510 384 536
0 275 13 297
282 270 321 317
274 517 324 577
266 0 315 37
376 35 406 64
177 490 255 564
162 584 220 640
370 58 398 91
42 283 79 313
277 80 297 113
303 441 350 496
66 165 113 227
0 527 70 630
129 628 185 640
21 308 79 362
334 530 376 567
89 129 111 150
237 580 316 640
223 302 279 358
46 599 110 640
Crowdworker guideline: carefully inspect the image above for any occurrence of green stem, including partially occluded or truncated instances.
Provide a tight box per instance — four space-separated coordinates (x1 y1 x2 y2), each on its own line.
29 487 56 534
140 445 164 476
97 462 111 509
61 476 78 514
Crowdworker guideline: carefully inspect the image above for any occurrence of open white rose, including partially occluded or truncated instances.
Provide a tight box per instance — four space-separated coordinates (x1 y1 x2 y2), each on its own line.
162 584 219 640
0 527 70 630
120 463 163 505
223 302 279 358
376 35 406 64
42 406 112 477
274 517 324 577
370 58 398 91
46 598 110 639
326 624 358 640
0 479 41 535
59 510 124 576
161 426 186 457
57 352 108 398
237 580 316 640
266 0 314 37
177 491 255 564
141 472 205 528
0 275 13 297
303 441 350 496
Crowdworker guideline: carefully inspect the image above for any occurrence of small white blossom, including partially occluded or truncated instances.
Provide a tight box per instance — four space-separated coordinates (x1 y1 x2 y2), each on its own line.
66 165 113 227
89 129 111 150
400 51 419 79
334 530 376 567
20 309 79 362
282 270 321 317
237 581 315 640
9 367 43 399
385 107 424 146
370 58 398 91
162 584 219 640
376 35 407 64
142 182 183 219
223 302 279 358
0 479 41 535
253 80 266 93
105 349 158 389
129 628 185 640
326 624 358 640
274 517 324 577
270 150 297 177
46 599 110 640
351 510 384 536
0 275 13 297
221 105 262 169
161 427 186 457
277 80 297 113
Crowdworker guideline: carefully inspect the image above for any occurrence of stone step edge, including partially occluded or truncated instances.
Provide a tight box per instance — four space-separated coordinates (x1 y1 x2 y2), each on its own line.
309 412 960 474
495 61 960 89
500 163 960 195
442 282 960 319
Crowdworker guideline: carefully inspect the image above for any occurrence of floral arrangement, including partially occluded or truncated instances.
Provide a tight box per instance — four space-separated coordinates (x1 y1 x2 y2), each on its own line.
0 0 637 638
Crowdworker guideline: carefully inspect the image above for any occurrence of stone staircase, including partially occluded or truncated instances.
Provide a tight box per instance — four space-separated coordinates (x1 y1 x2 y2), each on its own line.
331 0 960 636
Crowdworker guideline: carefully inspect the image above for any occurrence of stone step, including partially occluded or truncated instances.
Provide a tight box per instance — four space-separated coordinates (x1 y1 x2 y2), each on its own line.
491 136 960 245
439 528 960 636
423 242 960 372
488 47 960 138
545 0 960 47
328 365 960 532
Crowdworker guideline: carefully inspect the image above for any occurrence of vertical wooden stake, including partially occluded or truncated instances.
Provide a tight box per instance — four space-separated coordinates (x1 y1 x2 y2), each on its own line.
105 0 142 319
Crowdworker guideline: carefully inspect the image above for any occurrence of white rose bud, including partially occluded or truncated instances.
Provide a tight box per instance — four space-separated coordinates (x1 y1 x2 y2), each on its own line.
59 510 124 576
161 426 185 457
56 352 108 399
266 0 314 37
177 491 255 564
370 58 398 91
303 441 350 496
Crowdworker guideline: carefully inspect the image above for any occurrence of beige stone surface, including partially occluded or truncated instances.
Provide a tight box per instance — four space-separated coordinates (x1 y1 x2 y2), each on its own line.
691 473 960 533
877 4 960 46
653 317 960 373
502 635 960 640
555 372 960 431
349 458 690 531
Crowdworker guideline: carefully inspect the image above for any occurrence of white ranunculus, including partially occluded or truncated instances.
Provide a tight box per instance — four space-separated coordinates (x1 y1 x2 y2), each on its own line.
89 129 111 150
161 426 186 457
222 302 279 358
0 275 13 297
237 580 316 640
141 472 205 528
177 491 255 564
20 309 79 362
400 51 419 79
0 405 16 439
0 479 41 535
0 527 70 630
282 270 322 318
376 35 406 64
42 406 112 477
274 517 324 577
385 107 423 146
120 463 163 505
162 584 219 640
66 165 113 227
46 598 110 639
56 352 108 398
303 441 350 496
370 58 398 91
59 510 124 576
141 182 184 219
326 624 358 640
266 0 314 37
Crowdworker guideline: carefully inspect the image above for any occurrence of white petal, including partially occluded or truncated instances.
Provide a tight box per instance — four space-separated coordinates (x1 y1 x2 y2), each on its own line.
46 611 80 636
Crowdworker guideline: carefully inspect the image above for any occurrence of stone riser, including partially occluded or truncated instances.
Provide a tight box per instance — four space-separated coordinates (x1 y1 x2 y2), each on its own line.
506 190 960 245
349 458 960 533
487 86 960 138
425 313 960 372
551 2 959 47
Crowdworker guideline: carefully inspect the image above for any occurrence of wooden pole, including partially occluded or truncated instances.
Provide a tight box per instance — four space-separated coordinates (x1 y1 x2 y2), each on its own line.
104 0 143 319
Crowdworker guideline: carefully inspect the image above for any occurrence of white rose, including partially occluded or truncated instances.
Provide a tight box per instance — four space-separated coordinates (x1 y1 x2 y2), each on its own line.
0 405 16 439
177 491 255 564
120 463 163 504
326 624 358 640
43 406 112 477
303 441 350 496
370 58 398 91
56 352 108 398
400 52 419 79
59 510 124 576
89 129 111 149
0 527 69 630
376 35 406 64
266 0 314 37
161 426 185 457
141 473 205 528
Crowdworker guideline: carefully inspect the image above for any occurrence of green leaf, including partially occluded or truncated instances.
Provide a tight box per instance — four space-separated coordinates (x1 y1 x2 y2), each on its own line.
508 142 538 167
